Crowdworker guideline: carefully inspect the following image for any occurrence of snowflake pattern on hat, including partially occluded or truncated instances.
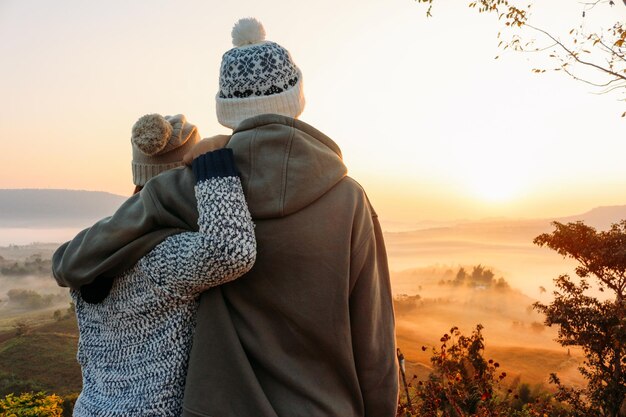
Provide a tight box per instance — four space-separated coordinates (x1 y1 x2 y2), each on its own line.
219 42 300 99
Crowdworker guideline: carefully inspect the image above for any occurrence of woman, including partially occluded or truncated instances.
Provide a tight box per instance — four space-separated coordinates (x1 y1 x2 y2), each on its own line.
71 114 256 416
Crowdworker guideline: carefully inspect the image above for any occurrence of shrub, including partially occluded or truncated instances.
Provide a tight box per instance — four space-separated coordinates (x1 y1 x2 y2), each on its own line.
13 322 28 337
0 392 63 416
396 325 574 417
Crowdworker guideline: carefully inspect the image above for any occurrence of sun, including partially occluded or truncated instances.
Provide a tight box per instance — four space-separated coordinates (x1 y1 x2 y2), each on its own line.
470 179 520 202
464 166 527 203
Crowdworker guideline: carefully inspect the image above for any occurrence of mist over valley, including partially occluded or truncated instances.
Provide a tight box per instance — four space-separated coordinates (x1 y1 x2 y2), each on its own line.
0 189 624 394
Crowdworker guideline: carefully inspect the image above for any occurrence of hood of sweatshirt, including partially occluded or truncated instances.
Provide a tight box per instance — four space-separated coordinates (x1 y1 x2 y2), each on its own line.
228 114 347 219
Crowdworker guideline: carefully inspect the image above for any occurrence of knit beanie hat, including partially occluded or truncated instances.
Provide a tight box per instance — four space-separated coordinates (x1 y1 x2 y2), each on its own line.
216 18 305 129
131 114 200 186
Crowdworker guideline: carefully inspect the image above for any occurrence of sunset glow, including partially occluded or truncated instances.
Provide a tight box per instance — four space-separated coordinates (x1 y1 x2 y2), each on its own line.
468 176 521 203
0 0 625 222
464 161 528 203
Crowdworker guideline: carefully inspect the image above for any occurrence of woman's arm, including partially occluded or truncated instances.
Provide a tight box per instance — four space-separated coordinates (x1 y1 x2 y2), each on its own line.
138 148 256 298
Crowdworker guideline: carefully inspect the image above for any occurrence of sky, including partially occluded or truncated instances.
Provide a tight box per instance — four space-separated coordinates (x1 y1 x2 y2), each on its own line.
1 0 625 226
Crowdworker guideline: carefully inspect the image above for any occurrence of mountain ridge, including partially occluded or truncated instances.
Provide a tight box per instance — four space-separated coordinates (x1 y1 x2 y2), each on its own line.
1 189 624 231
0 189 128 227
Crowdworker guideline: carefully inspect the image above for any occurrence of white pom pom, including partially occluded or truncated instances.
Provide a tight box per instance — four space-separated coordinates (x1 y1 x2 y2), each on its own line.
131 114 172 156
231 18 266 47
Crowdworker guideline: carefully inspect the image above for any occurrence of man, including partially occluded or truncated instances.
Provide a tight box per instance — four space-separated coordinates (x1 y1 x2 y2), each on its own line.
53 18 398 417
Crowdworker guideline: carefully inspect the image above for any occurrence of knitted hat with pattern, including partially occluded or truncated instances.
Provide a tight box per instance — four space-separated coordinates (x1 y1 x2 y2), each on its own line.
131 114 200 186
216 18 305 129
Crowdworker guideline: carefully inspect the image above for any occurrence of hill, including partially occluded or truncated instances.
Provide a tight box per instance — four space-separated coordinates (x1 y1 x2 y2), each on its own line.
384 204 626 249
383 204 626 296
0 189 127 227
559 204 626 230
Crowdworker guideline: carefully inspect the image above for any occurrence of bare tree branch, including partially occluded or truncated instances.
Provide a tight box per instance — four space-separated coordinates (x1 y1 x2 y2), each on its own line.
526 23 626 81
418 0 626 112
596 82 626 95
597 38 626 62
579 0 612 10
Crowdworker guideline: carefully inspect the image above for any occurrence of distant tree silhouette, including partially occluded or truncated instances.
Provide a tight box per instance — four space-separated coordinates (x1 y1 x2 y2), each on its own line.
470 265 494 288
533 221 626 417
0 254 52 276
447 265 508 289
454 267 467 286
7 289 62 310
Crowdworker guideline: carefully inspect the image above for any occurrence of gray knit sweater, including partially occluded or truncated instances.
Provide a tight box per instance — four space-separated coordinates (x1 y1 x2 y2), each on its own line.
71 149 256 417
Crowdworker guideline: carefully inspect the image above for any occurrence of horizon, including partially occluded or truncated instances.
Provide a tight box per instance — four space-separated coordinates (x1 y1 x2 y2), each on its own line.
1 187 625 229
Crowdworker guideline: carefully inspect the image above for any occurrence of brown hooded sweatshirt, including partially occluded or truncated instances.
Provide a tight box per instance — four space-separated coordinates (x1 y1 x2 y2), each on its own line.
53 114 398 417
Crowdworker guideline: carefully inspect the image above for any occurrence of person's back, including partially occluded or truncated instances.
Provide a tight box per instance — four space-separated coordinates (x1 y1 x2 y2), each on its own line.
182 115 397 417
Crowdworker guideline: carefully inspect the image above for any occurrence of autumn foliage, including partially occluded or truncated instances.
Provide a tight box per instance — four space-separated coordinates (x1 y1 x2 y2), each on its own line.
0 392 63 417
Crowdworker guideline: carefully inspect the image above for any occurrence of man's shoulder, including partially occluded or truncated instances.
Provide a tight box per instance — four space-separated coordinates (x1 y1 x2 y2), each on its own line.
332 176 377 216
332 176 365 194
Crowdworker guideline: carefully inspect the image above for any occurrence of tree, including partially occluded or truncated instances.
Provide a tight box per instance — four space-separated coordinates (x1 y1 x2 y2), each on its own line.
455 267 467 286
533 221 626 417
470 265 494 288
417 0 626 115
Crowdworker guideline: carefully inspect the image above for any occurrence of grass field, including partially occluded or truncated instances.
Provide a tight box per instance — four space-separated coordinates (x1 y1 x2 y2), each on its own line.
0 315 81 396
0 306 66 333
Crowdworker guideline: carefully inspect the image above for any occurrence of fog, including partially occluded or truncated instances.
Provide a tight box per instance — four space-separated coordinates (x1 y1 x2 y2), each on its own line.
384 218 580 298
380 216 607 387
1 207 617 388
0 244 70 331
0 228 82 246
390 264 587 387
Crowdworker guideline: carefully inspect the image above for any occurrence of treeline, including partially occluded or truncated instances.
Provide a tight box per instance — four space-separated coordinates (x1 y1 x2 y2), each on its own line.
440 265 510 291
393 264 512 315
5 289 66 310
0 254 52 276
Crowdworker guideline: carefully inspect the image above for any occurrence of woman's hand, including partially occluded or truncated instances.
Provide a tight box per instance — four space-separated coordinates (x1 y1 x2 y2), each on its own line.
183 135 231 166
